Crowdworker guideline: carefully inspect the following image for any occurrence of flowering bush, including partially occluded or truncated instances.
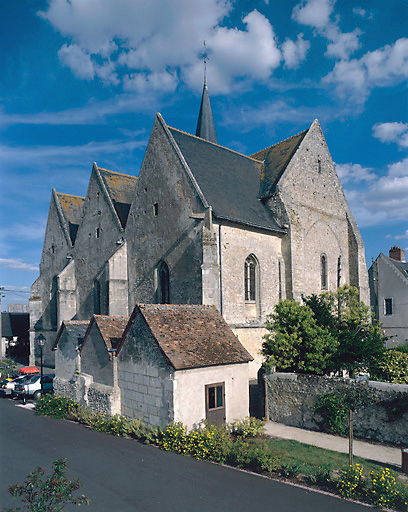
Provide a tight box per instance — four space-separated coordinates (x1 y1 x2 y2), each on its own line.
336 463 365 499
35 395 79 420
7 458 89 511
369 468 401 509
158 422 188 454
231 417 265 438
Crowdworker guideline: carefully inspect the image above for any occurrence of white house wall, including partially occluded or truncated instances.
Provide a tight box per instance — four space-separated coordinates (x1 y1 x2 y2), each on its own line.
174 362 249 431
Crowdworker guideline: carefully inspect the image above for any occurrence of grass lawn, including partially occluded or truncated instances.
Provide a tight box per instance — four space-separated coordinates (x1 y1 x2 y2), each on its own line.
252 437 406 481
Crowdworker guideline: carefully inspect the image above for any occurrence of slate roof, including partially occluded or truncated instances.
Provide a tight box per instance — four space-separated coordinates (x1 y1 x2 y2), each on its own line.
251 129 308 199
168 127 284 232
97 167 138 229
56 193 85 244
196 85 217 144
386 255 408 280
52 320 89 350
81 315 129 352
120 304 253 370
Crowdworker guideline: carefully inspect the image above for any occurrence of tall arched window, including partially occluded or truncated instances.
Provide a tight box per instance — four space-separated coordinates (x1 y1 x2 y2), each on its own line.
157 261 170 304
50 275 58 329
337 256 342 288
244 255 257 302
93 280 101 315
321 254 328 290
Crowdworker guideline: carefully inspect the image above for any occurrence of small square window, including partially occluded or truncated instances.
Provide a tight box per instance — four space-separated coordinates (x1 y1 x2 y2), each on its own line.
384 298 393 316
207 384 224 410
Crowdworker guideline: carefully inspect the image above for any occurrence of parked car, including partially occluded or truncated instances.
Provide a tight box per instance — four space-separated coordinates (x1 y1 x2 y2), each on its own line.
14 374 54 400
0 374 36 396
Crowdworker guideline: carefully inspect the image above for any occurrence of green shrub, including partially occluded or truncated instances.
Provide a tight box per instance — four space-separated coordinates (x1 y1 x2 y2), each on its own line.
35 394 79 419
228 439 265 472
186 423 232 462
278 461 304 478
308 464 333 486
0 357 18 378
336 463 366 500
371 350 408 384
315 392 348 435
368 467 400 509
88 413 129 436
6 458 89 511
391 343 408 354
231 417 265 438
121 417 158 444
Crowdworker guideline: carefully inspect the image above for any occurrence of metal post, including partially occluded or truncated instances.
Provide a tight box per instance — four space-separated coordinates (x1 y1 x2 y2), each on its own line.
349 409 353 466
40 345 44 396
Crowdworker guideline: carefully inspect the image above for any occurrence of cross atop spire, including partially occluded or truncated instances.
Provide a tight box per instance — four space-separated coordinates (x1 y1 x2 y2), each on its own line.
200 40 209 88
196 41 218 144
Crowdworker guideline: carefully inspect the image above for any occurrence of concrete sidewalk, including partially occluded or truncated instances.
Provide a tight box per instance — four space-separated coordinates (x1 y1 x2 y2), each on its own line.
264 421 403 468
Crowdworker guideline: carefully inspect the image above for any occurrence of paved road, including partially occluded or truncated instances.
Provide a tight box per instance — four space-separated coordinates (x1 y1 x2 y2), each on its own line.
0 398 376 512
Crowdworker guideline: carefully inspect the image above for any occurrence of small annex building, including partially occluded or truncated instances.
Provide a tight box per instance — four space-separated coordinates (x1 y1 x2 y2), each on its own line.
53 320 89 381
54 304 252 429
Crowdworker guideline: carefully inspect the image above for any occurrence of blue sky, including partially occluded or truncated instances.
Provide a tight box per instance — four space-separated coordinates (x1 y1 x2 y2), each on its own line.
1 0 407 309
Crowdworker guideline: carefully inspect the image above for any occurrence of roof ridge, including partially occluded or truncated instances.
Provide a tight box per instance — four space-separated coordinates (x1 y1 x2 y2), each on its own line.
168 126 263 164
97 167 137 180
252 127 309 157
56 192 85 200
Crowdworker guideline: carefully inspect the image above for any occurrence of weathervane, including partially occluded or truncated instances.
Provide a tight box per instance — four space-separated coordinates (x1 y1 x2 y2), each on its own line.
200 40 209 87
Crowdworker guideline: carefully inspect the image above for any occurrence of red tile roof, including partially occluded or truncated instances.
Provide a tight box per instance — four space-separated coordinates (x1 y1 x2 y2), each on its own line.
119 304 253 370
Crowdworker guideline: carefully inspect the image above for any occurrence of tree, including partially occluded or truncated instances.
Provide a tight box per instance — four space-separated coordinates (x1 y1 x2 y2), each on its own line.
304 286 385 374
263 286 386 376
262 299 338 375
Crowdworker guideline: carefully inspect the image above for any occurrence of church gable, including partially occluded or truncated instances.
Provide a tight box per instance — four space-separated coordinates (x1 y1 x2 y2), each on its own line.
252 129 308 200
73 165 133 319
56 193 85 244
125 114 207 308
97 168 137 229
276 120 348 216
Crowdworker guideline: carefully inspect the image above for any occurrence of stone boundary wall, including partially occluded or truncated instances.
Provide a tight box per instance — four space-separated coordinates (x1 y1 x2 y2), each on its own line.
54 375 120 416
262 372 408 446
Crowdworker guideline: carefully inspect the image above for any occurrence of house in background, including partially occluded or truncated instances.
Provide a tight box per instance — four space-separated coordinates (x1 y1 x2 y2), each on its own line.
54 304 252 428
369 246 408 347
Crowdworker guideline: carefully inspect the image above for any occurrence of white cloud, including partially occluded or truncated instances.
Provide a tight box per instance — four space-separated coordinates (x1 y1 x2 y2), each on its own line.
335 162 376 184
282 34 310 69
325 26 361 60
325 38 408 101
373 122 408 148
123 71 178 94
292 0 360 60
340 156 408 227
387 157 408 177
0 259 38 272
0 138 146 168
395 229 408 240
0 94 159 127
39 1 289 95
58 44 95 80
292 0 335 30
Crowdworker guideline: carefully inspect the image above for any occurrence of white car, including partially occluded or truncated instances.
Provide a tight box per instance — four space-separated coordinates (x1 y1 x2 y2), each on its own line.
0 374 35 396
14 374 55 400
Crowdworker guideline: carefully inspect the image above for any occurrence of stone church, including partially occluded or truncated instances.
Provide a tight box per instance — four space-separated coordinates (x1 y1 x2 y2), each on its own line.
30 82 369 378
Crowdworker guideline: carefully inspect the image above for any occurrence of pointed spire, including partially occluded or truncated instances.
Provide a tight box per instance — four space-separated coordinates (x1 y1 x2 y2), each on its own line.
196 41 217 144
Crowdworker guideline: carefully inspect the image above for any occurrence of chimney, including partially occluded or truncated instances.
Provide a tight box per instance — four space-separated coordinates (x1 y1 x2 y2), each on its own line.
389 245 406 262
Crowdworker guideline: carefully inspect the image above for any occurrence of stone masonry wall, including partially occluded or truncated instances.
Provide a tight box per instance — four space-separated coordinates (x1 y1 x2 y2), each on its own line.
117 312 174 427
54 374 120 415
264 372 408 446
